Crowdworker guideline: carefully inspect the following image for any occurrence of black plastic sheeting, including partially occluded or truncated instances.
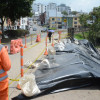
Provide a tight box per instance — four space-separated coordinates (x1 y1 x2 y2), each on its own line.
12 39 100 100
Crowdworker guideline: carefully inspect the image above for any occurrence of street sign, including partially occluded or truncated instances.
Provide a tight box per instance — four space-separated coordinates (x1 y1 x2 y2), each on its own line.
64 19 67 22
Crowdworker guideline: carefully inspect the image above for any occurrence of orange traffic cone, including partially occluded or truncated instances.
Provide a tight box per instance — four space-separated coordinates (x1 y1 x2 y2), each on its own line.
58 31 62 43
44 37 48 55
36 34 41 42
52 43 54 47
17 83 21 90
44 48 48 55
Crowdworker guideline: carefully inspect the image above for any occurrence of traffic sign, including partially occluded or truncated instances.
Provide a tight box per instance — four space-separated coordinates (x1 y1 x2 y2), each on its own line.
64 19 67 22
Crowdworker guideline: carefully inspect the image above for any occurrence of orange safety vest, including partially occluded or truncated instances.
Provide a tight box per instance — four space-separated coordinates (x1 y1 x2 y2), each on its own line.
0 45 11 91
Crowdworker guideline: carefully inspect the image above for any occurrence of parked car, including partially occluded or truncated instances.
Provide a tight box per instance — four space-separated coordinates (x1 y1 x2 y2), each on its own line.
41 28 47 32
33 28 37 31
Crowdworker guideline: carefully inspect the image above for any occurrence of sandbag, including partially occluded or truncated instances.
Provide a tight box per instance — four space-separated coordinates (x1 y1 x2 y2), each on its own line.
19 74 40 97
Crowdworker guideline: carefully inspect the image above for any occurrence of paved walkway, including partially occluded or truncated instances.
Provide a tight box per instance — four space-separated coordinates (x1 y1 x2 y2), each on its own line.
8 32 62 100
7 32 100 100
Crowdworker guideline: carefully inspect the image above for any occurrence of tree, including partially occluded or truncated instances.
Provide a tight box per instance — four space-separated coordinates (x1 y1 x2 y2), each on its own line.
71 11 78 15
0 0 34 38
89 6 100 46
62 11 68 17
79 13 89 38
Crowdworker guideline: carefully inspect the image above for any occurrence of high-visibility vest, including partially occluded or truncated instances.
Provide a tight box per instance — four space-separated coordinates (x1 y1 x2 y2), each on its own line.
0 45 8 82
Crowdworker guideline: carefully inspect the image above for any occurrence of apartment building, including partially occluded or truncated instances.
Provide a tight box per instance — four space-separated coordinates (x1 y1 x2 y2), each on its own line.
57 4 71 15
73 16 81 28
33 3 46 14
48 10 62 28
49 17 62 28
14 17 28 30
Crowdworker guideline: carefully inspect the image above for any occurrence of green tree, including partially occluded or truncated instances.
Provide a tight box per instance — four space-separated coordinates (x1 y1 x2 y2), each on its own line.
89 6 100 46
79 13 89 38
71 11 78 15
0 0 34 38
62 11 68 16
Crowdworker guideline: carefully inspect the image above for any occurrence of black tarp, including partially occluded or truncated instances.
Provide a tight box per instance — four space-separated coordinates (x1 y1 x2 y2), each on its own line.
12 39 100 100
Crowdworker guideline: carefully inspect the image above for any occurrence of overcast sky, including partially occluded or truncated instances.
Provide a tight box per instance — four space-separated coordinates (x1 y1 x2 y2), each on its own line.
33 0 100 12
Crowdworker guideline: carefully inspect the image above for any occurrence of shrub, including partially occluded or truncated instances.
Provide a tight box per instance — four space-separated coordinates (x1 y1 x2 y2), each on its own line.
49 27 56 30
74 33 84 40
4 29 29 38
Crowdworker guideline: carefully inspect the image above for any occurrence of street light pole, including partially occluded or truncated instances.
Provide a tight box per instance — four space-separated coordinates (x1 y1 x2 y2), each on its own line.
56 7 58 30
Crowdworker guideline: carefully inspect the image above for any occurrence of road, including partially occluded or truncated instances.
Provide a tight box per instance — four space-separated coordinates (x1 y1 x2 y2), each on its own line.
2 24 47 53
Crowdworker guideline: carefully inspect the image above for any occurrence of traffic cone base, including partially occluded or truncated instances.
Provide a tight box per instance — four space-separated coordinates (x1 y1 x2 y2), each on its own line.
17 84 21 90
52 43 54 47
36 35 41 42
24 45 27 48
44 49 48 55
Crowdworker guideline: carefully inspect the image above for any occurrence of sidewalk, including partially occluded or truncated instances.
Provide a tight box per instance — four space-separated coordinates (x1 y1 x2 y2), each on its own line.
8 32 60 100
8 32 100 100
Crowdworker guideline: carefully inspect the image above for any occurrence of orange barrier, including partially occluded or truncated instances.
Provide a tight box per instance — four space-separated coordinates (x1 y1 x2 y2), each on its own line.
44 37 48 55
20 44 24 77
36 34 41 42
17 44 23 90
58 31 62 42
24 35 27 48
10 39 22 54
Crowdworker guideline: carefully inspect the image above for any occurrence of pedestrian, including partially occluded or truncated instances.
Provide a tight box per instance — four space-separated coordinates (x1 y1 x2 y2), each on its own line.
0 44 11 100
47 31 53 43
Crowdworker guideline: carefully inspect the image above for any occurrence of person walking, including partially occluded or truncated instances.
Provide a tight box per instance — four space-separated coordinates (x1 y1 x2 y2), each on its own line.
47 29 54 43
0 44 11 100
47 31 52 43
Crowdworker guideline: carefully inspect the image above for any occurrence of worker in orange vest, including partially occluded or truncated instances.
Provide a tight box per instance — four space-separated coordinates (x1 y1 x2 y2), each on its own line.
0 44 11 100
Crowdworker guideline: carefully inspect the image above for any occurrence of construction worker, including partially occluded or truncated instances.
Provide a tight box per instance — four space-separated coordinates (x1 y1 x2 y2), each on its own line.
0 44 11 100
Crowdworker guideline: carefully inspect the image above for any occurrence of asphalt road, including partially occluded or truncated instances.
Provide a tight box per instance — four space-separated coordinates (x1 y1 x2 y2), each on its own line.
2 24 47 53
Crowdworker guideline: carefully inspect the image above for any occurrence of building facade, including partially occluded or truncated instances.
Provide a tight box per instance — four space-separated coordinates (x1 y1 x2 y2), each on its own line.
33 3 46 15
47 3 57 11
57 4 71 15
73 16 81 28
49 17 62 29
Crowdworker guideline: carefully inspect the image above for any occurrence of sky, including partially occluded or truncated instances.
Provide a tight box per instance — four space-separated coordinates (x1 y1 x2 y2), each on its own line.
33 0 100 13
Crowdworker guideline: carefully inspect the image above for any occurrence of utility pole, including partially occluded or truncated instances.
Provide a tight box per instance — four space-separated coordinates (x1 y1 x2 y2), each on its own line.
56 7 58 29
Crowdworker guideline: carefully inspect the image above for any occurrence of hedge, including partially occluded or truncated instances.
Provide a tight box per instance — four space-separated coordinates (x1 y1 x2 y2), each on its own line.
4 29 29 38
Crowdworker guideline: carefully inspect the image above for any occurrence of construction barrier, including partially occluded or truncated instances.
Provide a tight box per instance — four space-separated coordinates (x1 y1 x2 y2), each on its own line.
10 39 22 54
36 34 41 42
20 44 24 77
58 31 62 42
44 37 48 55
17 44 24 90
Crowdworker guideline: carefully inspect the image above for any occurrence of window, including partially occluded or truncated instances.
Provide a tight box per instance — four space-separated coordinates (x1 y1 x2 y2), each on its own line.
74 22 77 24
58 22 61 24
75 26 77 27
52 22 55 24
22 20 23 24
52 18 55 21
57 18 60 21
75 18 77 20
